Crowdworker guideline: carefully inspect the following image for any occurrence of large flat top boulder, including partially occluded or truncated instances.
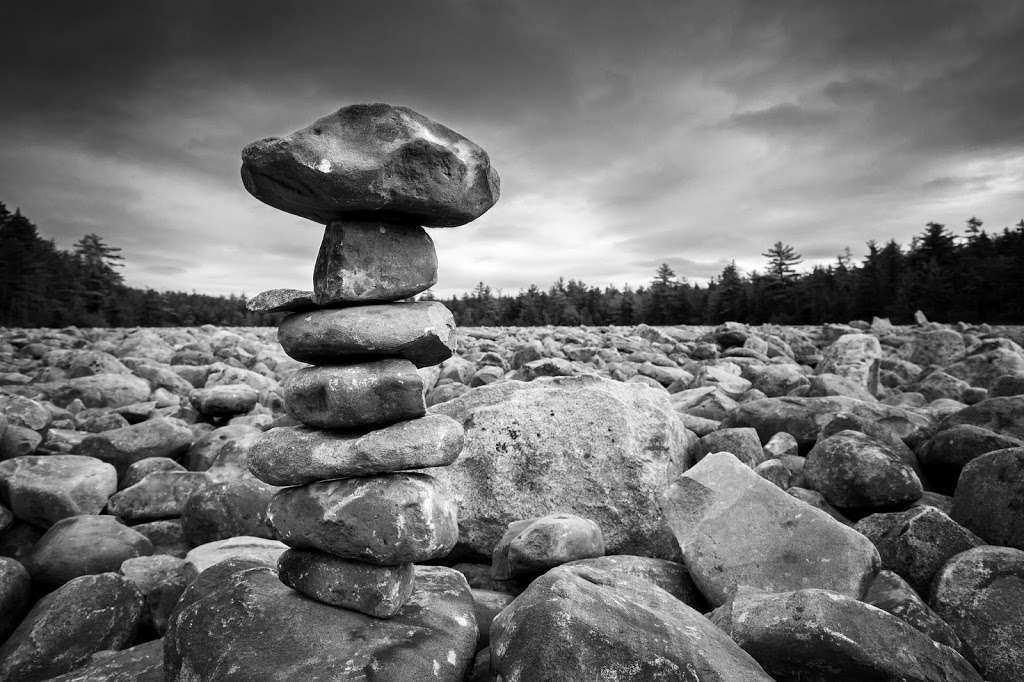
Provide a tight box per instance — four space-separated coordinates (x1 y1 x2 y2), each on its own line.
241 103 500 226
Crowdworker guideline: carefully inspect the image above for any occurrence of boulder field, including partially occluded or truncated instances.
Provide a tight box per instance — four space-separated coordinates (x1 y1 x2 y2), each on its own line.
0 318 1023 680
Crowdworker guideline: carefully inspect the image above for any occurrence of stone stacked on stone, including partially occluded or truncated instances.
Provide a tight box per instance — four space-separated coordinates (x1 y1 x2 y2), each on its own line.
241 104 498 621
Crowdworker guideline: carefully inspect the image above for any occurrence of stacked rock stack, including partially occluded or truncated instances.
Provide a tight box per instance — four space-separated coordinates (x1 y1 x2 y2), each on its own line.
241 104 499 617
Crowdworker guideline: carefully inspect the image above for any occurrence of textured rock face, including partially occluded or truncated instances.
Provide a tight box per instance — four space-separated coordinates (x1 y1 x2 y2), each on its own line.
0 572 144 682
950 448 1024 550
427 375 693 560
267 473 458 564
107 471 211 522
864 570 963 650
930 546 1024 682
817 333 882 394
0 557 31 643
164 562 478 682
490 562 772 681
721 395 933 448
182 536 288 579
278 301 456 366
26 514 153 587
276 549 415 618
249 415 463 486
46 639 164 682
282 360 425 429
804 429 923 509
240 103 500 226
313 221 438 305
491 513 605 579
72 417 193 472
0 455 117 527
711 588 981 682
662 452 880 606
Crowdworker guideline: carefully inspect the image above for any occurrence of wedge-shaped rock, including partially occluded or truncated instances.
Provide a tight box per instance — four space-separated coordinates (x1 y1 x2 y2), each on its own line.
241 102 500 226
268 473 457 564
279 301 455 366
711 588 981 681
245 288 315 313
165 562 477 681
490 562 772 681
313 221 437 304
277 549 415 618
249 414 463 486
0 455 116 527
491 512 605 579
283 360 425 429
106 471 211 523
662 451 880 606
864 569 962 651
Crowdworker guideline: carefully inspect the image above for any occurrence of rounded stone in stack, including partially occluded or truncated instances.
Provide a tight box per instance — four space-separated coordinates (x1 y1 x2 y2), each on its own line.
282 360 425 430
277 549 415 618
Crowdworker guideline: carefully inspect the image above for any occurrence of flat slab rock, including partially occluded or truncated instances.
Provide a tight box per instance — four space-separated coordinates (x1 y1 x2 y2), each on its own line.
164 561 478 681
240 102 499 227
246 288 317 313
662 451 880 606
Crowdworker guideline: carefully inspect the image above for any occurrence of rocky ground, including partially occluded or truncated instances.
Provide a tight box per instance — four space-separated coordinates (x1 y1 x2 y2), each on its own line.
0 318 1023 680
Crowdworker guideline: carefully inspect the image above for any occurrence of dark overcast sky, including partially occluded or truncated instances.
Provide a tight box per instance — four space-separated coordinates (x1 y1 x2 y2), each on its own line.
2 1 1023 296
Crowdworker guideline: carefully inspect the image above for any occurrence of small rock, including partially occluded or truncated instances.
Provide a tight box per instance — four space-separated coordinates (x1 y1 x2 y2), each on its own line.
26 514 153 587
121 456 186 488
132 519 189 558
698 426 765 467
245 288 316 313
817 333 882 394
119 554 188 634
189 384 259 417
106 471 211 523
73 417 193 473
183 536 288 581
181 477 278 544
277 548 415 618
491 513 604 579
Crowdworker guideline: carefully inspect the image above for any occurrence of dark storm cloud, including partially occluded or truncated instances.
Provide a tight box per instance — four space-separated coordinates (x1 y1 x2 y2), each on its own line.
1 0 1023 296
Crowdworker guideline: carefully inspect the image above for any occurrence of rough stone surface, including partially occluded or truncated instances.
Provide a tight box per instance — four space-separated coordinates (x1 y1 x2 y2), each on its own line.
282 360 425 429
119 554 188 635
941 396 1024 440
864 569 962 651
181 477 278 545
279 301 456 366
240 102 500 226
490 562 772 681
122 457 186 488
249 414 463 486
931 546 1024 682
491 513 605 579
27 514 153 587
817 333 882 394
711 587 980 682
165 562 478 681
698 426 766 467
277 548 415 618
0 572 144 682
189 384 259 417
246 288 316 313
722 395 932 449
0 455 117 527
183 536 288 580
46 639 164 682
268 473 457 564
313 221 438 305
106 471 211 522
562 554 707 609
855 506 983 596
427 376 692 560
0 556 31 643
950 448 1024 550
804 429 923 509
917 424 1023 493
72 417 193 473
662 451 880 606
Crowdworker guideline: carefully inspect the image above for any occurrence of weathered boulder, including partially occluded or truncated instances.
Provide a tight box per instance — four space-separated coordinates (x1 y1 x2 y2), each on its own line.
249 414 462 486
48 374 151 409
817 333 882 394
313 221 438 304
864 569 963 650
46 639 164 682
931 546 1024 682
491 513 605 579
490 562 771 681
941 396 1024 439
916 424 1023 493
282 360 425 429
662 452 879 606
855 506 982 595
804 430 922 510
240 102 499 226
119 554 188 635
73 417 193 473
183 536 287 581
427 376 692 560
106 471 210 522
268 473 457 564
165 562 477 681
950 448 1024 550
181 477 278 544
0 572 144 682
0 455 116 527
0 556 31 643
711 587 980 681
26 514 153 587
278 301 456 366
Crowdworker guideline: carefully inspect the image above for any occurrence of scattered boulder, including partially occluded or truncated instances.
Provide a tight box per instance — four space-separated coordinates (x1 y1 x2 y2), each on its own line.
73 417 193 473
26 514 153 587
106 471 211 522
491 512 605 579
0 455 117 527
0 556 31 643
950 448 1024 550
864 569 962 650
804 429 923 510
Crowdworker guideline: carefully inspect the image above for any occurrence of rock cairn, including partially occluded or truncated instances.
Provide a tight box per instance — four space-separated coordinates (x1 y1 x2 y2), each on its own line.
242 103 499 617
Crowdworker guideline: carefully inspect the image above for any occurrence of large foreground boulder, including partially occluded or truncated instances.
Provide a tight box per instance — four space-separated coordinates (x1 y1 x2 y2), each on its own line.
662 452 879 606
164 561 477 681
711 587 980 681
426 376 693 560
490 562 771 681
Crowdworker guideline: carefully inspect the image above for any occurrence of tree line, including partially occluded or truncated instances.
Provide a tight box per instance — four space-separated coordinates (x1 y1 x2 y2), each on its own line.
2 199 1023 327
